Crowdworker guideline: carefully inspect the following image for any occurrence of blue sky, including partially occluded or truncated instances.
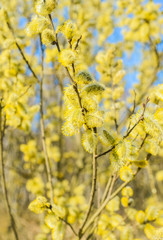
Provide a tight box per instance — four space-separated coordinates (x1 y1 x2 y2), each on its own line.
20 0 163 90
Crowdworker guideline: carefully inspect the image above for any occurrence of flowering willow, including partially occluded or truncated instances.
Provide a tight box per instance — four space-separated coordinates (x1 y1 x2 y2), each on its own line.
0 0 163 240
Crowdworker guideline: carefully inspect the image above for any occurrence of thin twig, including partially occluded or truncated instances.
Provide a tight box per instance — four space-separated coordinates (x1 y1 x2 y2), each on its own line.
82 168 141 235
48 12 98 237
78 146 97 238
75 35 82 50
84 174 117 239
132 90 137 114
119 39 160 131
48 204 78 236
57 77 64 178
6 20 40 84
84 135 151 238
101 175 113 203
0 101 19 240
48 13 84 114
139 133 148 150
95 144 116 159
59 217 78 236
39 35 54 204
17 84 32 101
96 98 149 159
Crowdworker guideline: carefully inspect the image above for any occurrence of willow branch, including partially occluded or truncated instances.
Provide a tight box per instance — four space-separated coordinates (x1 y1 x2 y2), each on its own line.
82 168 141 235
119 39 160 130
59 217 78 236
101 175 113 203
48 205 78 236
39 35 54 204
57 77 64 177
96 98 149 159
74 35 82 50
6 20 40 84
0 102 19 240
78 146 98 238
48 13 84 113
84 174 117 239
48 13 98 236
83 150 151 235
83 135 151 237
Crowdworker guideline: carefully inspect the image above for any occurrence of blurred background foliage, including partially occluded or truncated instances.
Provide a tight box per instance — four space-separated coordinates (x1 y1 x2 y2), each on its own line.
0 0 163 239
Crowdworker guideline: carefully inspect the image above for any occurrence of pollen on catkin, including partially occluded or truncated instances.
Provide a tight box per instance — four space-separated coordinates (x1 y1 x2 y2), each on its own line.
57 20 77 40
41 29 56 45
35 0 57 16
75 71 93 85
25 15 50 36
82 82 105 95
58 49 76 67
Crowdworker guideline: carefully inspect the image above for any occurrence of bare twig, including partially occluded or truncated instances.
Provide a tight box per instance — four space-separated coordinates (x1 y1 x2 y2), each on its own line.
132 90 137 114
17 84 32 101
39 35 54 204
119 39 160 131
75 35 82 50
6 20 40 84
82 168 141 235
59 217 78 236
101 175 113 203
0 101 19 240
78 146 98 238
84 174 117 239
139 133 148 150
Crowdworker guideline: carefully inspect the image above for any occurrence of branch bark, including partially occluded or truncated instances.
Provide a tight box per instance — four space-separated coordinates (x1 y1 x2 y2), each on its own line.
0 101 19 240
78 146 97 239
39 35 54 204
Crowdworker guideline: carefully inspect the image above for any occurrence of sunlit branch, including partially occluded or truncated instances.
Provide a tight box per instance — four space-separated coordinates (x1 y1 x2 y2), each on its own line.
78 146 97 238
96 98 149 159
0 101 19 240
82 168 141 235
39 34 54 204
6 20 40 84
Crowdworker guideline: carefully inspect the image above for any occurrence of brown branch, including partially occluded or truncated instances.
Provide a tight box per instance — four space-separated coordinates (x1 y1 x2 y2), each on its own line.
57 78 64 178
82 168 141 235
78 146 98 238
17 84 32 101
84 174 117 239
95 144 116 159
39 35 54 204
96 97 149 159
139 133 148 150
48 13 84 114
0 101 19 240
83 144 151 236
48 13 98 236
6 20 40 84
132 90 137 114
15 42 40 83
59 217 78 236
119 39 160 131
75 35 82 50
101 175 114 203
